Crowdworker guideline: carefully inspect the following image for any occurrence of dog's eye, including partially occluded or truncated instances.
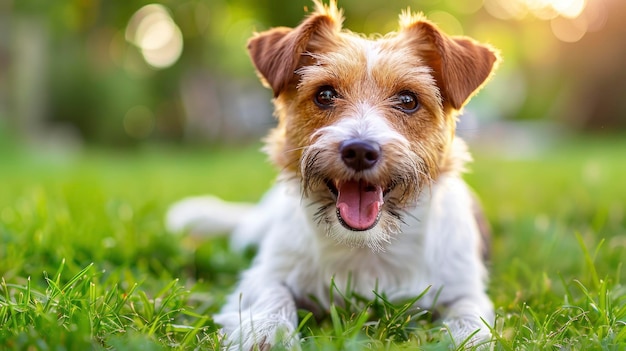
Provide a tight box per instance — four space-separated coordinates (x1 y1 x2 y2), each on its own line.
394 91 420 114
314 86 338 108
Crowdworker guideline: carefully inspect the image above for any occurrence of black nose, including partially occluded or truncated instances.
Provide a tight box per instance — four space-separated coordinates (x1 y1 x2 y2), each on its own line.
340 140 381 171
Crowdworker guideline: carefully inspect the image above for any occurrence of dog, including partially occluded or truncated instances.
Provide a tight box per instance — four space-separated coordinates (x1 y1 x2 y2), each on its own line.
167 1 499 349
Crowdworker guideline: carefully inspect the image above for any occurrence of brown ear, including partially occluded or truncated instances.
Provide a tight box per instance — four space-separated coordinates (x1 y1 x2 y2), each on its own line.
247 3 342 97
401 17 500 109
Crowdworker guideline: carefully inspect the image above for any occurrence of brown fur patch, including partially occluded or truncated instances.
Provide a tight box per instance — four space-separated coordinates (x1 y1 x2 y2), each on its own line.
249 0 499 181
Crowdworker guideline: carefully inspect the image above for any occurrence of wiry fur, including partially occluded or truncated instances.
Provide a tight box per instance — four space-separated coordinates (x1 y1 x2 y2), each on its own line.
166 1 500 349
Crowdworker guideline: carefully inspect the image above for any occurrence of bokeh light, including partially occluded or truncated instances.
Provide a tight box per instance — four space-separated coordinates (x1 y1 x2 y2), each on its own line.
445 0 484 15
550 15 587 42
551 0 586 18
125 4 183 69
485 0 585 19
428 10 464 35
483 0 606 42
124 105 154 139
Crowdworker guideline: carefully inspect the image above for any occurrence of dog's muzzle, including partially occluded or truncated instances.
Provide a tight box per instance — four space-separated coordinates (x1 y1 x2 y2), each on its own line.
328 140 386 231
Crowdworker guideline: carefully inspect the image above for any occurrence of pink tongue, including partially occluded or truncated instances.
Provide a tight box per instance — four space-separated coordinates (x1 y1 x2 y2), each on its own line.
336 180 384 230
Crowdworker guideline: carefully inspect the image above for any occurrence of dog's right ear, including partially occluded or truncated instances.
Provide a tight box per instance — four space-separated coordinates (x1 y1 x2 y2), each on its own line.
247 0 343 97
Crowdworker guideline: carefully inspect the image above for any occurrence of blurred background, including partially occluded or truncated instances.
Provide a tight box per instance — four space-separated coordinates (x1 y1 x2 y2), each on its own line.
0 0 625 151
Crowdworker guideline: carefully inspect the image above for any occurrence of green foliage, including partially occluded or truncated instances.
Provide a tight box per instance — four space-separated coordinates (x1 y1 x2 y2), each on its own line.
0 136 625 349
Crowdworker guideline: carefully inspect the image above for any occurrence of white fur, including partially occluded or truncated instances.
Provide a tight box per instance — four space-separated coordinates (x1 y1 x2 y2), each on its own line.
313 102 407 146
364 41 382 76
167 138 493 350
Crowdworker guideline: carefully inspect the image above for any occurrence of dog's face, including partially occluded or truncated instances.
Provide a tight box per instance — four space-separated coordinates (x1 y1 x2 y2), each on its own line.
248 1 499 250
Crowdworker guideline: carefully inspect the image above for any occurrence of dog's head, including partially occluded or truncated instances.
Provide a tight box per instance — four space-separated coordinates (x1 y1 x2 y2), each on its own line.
248 0 499 250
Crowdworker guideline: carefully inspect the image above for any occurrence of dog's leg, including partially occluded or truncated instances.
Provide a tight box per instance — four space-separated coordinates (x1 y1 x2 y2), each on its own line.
422 174 494 348
442 294 493 348
215 278 300 351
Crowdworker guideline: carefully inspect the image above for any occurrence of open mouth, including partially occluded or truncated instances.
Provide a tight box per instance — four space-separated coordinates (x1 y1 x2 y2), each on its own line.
326 179 391 231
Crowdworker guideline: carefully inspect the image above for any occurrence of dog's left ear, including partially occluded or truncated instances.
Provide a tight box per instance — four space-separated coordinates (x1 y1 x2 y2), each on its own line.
400 14 500 110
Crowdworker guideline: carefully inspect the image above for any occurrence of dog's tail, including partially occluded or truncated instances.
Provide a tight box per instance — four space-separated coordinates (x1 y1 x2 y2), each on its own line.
165 195 255 239
165 186 283 251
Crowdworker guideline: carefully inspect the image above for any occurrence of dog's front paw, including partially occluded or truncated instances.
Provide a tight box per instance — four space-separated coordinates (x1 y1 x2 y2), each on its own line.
218 313 300 351
443 317 492 349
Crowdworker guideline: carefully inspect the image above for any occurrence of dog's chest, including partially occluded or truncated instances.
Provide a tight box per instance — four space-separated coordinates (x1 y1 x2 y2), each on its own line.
259 180 435 308
282 230 433 308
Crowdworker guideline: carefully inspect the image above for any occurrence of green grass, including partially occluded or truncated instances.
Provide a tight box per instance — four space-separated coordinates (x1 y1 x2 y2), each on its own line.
0 136 625 350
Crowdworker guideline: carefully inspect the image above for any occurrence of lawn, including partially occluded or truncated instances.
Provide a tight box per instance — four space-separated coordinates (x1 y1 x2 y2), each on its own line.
0 135 624 350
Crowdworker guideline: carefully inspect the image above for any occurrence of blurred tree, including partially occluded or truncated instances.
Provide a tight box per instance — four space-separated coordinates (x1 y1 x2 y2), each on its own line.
559 0 626 130
2 0 625 147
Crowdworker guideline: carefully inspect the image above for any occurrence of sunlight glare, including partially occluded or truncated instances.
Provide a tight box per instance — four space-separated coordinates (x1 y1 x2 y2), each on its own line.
551 0 586 18
484 0 593 42
485 0 587 19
